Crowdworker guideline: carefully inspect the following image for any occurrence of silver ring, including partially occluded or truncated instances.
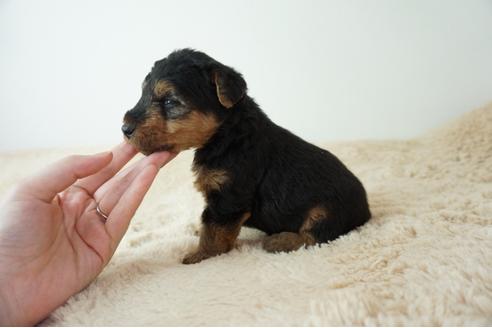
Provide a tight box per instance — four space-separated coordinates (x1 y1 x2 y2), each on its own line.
96 203 109 222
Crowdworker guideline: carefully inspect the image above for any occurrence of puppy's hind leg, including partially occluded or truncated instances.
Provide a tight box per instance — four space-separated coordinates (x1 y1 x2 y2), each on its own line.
262 205 335 253
262 231 315 253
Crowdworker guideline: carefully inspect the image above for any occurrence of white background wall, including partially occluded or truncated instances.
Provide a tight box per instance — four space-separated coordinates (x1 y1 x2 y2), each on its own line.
1 0 491 151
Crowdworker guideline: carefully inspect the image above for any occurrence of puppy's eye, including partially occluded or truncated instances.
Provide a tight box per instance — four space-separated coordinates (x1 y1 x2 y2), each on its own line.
162 98 180 108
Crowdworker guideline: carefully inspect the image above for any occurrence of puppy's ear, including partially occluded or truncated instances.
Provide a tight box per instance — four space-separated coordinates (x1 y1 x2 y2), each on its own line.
212 66 247 109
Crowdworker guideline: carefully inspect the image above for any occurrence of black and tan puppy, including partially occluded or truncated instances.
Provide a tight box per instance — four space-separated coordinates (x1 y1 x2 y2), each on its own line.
122 49 371 264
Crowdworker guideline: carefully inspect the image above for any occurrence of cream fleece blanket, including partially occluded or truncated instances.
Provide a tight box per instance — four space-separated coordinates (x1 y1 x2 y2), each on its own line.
1 104 491 326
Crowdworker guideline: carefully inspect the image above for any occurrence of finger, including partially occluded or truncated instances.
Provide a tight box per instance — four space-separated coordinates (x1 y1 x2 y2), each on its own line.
94 151 175 211
75 142 137 195
105 164 159 245
18 151 113 203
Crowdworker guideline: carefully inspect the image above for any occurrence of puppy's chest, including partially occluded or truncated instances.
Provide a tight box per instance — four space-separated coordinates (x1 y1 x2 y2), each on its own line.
192 164 229 195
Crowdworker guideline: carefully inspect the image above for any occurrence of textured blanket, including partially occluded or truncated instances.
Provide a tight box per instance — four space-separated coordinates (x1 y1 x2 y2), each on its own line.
0 104 491 326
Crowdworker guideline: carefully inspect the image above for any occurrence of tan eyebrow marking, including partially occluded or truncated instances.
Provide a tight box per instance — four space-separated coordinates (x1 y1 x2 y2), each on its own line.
154 80 175 98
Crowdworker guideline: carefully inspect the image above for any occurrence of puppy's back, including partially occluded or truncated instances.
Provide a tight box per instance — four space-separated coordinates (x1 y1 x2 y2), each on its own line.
249 122 371 239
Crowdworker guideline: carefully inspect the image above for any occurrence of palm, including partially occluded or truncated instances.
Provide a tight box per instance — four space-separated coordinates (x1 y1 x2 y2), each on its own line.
13 192 103 302
44 189 109 290
0 143 174 325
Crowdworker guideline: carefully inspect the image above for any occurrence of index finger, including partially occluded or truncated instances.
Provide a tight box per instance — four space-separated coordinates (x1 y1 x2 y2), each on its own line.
17 151 113 203
75 142 138 195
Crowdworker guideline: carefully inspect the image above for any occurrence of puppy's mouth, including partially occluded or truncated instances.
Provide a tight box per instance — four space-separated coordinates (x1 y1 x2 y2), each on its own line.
139 144 175 156
124 135 175 156
154 144 174 153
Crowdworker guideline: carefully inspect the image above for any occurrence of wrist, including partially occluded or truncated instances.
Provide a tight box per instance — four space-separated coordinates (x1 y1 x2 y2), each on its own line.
0 280 16 325
0 275 33 326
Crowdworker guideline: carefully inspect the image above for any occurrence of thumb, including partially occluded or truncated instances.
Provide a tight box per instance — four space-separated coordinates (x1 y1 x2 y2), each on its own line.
17 151 113 203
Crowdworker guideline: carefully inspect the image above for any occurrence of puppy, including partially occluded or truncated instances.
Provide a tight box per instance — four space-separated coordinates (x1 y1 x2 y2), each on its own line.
122 49 371 264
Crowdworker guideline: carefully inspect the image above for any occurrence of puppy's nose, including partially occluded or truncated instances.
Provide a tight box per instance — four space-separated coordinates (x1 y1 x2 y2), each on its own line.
121 123 136 138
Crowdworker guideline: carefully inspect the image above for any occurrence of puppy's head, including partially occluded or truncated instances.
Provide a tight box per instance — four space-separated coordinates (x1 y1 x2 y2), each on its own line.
122 49 247 155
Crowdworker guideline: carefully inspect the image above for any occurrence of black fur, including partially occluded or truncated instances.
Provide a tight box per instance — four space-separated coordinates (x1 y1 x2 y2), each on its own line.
126 48 371 249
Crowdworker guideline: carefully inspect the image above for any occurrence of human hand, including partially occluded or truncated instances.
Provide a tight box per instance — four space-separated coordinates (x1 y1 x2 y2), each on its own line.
0 142 174 326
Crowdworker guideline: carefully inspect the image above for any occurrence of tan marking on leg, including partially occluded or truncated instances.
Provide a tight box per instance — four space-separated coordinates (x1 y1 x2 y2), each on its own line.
183 212 251 264
262 232 316 253
301 205 328 233
262 206 327 253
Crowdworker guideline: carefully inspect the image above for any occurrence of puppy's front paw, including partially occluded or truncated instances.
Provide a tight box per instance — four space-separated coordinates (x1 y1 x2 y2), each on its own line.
182 251 209 264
